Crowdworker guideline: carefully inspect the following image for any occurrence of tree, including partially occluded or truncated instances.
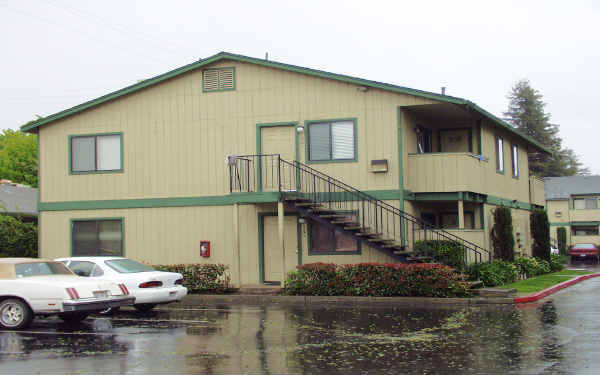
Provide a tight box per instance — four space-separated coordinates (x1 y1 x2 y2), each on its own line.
557 227 567 256
503 79 589 177
491 206 515 261
0 129 38 187
530 210 550 261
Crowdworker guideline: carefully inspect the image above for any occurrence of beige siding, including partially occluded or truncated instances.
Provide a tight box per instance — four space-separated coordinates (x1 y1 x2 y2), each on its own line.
407 153 487 193
484 204 532 257
529 176 545 206
39 60 436 203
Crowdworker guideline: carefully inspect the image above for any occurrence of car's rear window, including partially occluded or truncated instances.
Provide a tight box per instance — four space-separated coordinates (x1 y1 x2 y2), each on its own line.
574 243 596 249
15 262 73 278
105 259 155 273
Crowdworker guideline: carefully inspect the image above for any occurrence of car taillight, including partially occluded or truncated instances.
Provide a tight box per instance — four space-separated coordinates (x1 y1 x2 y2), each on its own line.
66 287 80 300
119 284 130 295
139 281 163 288
174 278 184 285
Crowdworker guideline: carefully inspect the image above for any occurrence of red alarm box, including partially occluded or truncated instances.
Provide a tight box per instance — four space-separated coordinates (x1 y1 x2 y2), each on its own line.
200 241 210 257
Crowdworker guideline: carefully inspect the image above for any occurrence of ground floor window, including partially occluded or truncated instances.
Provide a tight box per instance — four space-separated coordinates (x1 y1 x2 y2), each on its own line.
72 219 123 256
309 214 359 254
440 212 474 229
572 225 599 236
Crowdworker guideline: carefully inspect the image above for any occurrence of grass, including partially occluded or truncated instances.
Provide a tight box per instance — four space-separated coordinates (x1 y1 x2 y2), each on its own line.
499 269 594 294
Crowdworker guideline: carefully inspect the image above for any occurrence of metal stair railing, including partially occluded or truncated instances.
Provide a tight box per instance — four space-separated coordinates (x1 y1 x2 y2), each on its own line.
228 154 491 270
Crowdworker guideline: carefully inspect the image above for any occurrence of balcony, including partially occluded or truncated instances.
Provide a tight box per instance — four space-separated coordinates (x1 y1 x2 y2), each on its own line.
407 152 488 194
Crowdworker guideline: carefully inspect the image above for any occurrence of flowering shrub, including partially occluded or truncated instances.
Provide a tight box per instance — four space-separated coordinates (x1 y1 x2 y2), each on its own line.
153 263 232 293
284 262 470 297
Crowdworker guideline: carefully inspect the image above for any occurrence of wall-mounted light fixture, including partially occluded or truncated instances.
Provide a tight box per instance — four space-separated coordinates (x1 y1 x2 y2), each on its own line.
298 218 306 224
296 124 304 133
357 86 369 92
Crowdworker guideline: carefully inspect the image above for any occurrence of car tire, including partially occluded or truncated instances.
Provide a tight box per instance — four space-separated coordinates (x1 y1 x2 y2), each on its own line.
0 298 33 330
134 304 157 313
58 312 89 324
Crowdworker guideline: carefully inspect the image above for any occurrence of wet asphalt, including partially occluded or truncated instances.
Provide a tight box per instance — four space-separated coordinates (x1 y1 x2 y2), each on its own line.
2 260 600 375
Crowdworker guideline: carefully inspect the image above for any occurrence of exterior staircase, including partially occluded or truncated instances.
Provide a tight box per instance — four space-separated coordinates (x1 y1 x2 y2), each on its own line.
228 154 491 271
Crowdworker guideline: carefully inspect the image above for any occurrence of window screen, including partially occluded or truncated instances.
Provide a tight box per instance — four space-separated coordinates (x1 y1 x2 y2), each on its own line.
308 120 355 161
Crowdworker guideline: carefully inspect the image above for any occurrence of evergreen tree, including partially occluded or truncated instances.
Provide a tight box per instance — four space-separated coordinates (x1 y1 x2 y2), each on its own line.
503 79 589 176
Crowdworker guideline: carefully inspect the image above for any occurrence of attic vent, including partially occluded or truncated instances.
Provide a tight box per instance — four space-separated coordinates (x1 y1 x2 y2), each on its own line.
203 67 235 92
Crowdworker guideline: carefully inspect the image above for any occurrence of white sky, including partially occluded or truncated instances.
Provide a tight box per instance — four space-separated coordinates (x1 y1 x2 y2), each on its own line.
2 0 599 173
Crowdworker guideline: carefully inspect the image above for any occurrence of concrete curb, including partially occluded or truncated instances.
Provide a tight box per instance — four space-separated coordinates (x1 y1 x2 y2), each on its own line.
514 272 600 304
171 293 515 308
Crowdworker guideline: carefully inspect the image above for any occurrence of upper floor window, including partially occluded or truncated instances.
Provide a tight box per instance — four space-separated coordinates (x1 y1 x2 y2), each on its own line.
511 144 519 177
307 119 356 162
70 133 122 174
573 198 598 210
202 67 235 92
495 136 504 173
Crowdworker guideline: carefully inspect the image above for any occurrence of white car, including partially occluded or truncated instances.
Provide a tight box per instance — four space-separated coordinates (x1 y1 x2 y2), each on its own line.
0 258 135 329
56 257 188 312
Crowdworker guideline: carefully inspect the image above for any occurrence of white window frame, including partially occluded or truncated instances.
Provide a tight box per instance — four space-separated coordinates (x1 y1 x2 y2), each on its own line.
496 135 504 173
511 144 519 177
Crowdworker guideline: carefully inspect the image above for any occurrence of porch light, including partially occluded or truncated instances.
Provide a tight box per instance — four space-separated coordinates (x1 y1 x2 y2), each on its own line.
296 125 304 133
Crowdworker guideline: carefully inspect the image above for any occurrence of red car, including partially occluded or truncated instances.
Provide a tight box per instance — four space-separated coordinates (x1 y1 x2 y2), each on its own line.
569 243 600 262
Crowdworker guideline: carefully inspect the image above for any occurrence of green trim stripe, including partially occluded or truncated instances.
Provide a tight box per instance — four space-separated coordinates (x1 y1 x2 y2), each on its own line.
20 52 549 154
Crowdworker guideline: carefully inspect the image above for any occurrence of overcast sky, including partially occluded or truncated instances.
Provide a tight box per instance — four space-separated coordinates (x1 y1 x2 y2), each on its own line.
2 0 599 173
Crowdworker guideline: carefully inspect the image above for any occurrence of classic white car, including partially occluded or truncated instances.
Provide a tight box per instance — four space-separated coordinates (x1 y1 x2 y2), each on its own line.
56 257 188 312
0 258 135 329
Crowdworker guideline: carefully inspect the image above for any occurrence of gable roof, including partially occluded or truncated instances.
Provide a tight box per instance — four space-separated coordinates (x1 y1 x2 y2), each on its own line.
545 176 600 200
20 51 550 153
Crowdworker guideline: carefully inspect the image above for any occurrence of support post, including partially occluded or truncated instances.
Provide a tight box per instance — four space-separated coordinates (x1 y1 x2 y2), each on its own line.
458 199 465 230
278 201 286 286
233 203 241 287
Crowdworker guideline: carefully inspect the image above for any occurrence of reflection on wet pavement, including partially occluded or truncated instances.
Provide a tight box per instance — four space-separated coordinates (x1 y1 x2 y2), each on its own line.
2 278 600 374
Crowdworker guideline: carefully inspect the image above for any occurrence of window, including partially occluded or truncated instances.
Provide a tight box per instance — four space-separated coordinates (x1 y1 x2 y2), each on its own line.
572 225 599 236
307 119 356 162
440 212 474 229
421 213 436 228
70 133 122 173
495 136 504 173
511 144 519 177
202 67 235 92
68 261 104 277
309 214 359 254
72 219 123 256
416 126 432 153
573 198 598 210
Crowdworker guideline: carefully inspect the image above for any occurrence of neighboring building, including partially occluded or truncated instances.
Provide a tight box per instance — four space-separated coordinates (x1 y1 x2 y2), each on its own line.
0 180 38 223
545 176 600 246
22 52 547 286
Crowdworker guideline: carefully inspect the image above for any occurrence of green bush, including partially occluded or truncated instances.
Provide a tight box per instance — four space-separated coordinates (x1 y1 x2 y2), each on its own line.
476 260 519 287
536 258 551 274
284 262 470 298
530 210 551 261
557 227 567 256
0 215 37 258
491 207 515 261
414 240 466 271
549 254 566 272
514 256 541 278
153 263 233 293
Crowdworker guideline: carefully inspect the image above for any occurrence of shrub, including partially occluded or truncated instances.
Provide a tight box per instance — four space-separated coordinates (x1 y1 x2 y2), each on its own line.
414 240 466 272
477 260 518 287
0 215 37 258
153 263 232 293
284 262 470 298
536 258 551 274
557 227 567 256
514 256 541 278
549 253 566 272
491 207 515 261
530 210 551 261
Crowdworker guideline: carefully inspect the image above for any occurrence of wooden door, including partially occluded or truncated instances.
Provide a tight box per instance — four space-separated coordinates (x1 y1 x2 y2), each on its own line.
260 126 296 191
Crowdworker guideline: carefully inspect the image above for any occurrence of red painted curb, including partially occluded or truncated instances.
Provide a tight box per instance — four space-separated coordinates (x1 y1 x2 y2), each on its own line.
514 272 600 303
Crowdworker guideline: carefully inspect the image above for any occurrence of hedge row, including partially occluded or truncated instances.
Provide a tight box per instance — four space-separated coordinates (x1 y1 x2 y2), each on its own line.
153 263 233 293
413 240 466 272
468 254 565 287
0 215 37 258
284 262 471 298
